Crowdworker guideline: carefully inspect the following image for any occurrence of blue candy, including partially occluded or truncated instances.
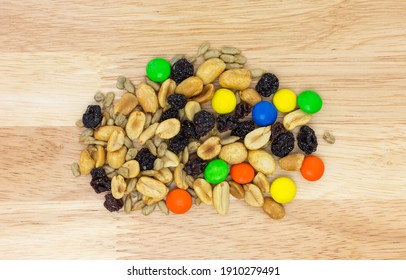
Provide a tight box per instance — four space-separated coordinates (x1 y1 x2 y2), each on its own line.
252 101 277 126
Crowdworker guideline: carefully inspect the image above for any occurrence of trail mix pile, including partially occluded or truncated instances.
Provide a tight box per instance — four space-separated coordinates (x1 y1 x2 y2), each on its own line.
72 42 332 219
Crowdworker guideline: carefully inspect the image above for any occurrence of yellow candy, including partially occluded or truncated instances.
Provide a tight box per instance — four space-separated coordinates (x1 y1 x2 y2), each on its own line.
211 88 237 114
273 89 297 113
270 177 296 204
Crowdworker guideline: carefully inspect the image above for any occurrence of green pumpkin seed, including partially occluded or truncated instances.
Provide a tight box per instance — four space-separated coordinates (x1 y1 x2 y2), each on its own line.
71 162 81 177
220 54 235 63
157 201 169 215
124 78 135 93
221 46 240 55
203 50 221 59
197 41 210 57
141 203 156 215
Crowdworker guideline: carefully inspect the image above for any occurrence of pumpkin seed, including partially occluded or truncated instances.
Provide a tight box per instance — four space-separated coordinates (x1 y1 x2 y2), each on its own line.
220 54 236 63
225 63 243 70
234 54 247 64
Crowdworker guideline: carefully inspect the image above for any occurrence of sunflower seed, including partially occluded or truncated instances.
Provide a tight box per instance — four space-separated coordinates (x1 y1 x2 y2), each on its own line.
225 63 243 70
250 68 266 78
124 136 133 149
124 78 135 93
323 131 336 144
132 200 145 211
203 49 221 60
153 158 164 171
197 41 210 57
146 140 157 156
170 54 184 66
153 135 163 147
94 91 105 102
107 119 115 126
186 55 197 63
104 92 115 107
116 76 126 90
195 198 202 206
157 142 168 157
101 116 107 126
71 162 81 177
141 203 156 216
221 46 240 55
144 113 152 129
220 54 236 63
157 200 169 215
187 188 197 199
124 195 132 213
75 119 84 128
151 108 163 124
126 178 138 194
117 166 129 178
182 146 189 164
145 77 161 92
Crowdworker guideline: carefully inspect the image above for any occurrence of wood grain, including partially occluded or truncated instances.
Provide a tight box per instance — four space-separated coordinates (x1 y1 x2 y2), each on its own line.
0 0 405 259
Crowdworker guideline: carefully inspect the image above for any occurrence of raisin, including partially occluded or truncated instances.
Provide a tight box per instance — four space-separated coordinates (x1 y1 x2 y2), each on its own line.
168 133 189 154
171 58 194 84
180 120 197 139
270 121 287 141
134 148 157 170
168 93 187 110
217 115 238 133
184 155 208 176
255 73 279 97
90 168 111 193
82 105 102 128
193 110 215 138
231 120 255 139
297 125 318 154
234 102 251 119
159 108 179 122
103 193 123 212
271 132 295 157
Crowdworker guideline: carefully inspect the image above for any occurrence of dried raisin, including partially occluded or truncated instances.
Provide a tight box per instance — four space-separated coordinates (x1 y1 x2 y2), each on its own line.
180 120 197 139
159 108 179 122
171 58 194 84
271 132 295 157
231 120 255 139
217 115 238 133
184 155 208 176
103 193 123 212
168 93 187 110
82 105 102 128
234 101 251 119
297 125 318 154
168 133 189 154
135 148 157 170
255 73 279 97
193 110 215 137
90 168 111 193
270 121 287 141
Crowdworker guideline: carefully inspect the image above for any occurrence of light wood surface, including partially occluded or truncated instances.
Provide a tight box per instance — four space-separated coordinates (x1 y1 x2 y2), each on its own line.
1 0 405 260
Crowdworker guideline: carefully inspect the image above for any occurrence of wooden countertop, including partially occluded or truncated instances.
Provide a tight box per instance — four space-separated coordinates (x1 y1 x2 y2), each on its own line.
0 0 405 259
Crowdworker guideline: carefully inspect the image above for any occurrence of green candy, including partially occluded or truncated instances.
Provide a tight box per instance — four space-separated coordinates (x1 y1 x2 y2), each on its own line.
204 159 229 184
146 58 171 82
297 90 322 114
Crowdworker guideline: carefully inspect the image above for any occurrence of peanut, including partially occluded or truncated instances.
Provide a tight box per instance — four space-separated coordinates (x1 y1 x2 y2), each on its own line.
213 181 230 215
175 76 204 98
219 142 247 165
283 109 312 131
219 69 251 90
247 150 276 175
196 58 226 84
136 83 159 113
279 153 305 171
113 93 138 116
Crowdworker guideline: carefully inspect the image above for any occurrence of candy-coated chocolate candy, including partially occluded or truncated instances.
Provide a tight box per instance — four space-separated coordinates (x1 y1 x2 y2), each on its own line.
297 90 322 114
230 162 255 184
273 89 297 113
204 159 229 184
166 189 193 214
270 177 296 204
211 88 237 114
300 155 324 181
146 58 171 82
252 101 277 126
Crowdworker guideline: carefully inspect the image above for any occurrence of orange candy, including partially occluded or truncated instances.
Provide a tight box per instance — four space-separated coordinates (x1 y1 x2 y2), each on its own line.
300 155 324 181
166 189 193 214
230 162 255 184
